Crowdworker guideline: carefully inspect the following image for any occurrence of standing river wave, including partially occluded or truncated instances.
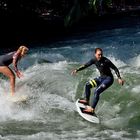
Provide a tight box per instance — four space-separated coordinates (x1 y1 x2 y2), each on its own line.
0 26 140 139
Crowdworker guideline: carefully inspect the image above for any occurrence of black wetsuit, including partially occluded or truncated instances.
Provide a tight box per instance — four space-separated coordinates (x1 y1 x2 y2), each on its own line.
0 52 16 66
76 56 121 109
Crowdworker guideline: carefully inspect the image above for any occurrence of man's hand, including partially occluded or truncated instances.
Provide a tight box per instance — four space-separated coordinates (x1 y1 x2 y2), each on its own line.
118 78 124 86
71 70 77 76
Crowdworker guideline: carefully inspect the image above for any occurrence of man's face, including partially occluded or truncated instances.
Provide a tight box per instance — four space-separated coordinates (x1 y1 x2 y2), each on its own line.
95 50 103 61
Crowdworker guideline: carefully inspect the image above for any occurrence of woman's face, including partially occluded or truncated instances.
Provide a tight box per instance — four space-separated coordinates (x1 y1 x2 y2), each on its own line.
21 48 28 57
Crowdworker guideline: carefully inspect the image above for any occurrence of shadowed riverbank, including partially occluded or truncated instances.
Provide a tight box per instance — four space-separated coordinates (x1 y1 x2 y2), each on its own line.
1 7 140 51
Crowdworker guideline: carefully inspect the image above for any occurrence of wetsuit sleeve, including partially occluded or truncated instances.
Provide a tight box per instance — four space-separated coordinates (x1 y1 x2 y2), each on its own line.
108 59 122 79
76 59 95 72
12 53 19 72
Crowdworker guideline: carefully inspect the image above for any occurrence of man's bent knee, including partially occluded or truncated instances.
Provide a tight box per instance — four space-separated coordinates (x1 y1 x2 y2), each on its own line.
86 82 93 89
89 79 97 88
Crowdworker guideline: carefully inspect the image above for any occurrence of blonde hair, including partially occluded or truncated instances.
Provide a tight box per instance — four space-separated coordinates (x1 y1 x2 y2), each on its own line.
17 45 29 56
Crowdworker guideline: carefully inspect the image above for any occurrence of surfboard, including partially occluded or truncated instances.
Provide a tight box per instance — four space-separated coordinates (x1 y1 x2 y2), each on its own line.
7 95 28 103
75 99 100 123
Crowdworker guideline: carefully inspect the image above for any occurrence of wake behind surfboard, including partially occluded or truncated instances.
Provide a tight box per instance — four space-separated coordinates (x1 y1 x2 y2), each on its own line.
76 99 100 123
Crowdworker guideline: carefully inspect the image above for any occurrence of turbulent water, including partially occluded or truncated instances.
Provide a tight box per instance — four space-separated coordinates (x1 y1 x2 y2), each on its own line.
0 25 140 140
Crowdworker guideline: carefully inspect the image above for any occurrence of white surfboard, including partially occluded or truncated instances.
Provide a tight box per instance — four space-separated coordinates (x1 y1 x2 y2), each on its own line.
7 95 28 103
76 99 100 123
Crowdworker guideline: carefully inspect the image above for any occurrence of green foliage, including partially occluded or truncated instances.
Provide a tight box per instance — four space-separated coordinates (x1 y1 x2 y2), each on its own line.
105 0 112 7
64 1 81 27
89 0 97 14
64 0 89 27
0 0 140 27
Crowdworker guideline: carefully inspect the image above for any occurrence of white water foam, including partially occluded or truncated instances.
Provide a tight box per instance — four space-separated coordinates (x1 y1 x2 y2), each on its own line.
0 60 76 122
129 54 140 68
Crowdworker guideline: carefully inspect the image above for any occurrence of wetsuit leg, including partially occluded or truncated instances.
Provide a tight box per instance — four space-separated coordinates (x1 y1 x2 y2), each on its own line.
84 79 97 102
92 77 114 109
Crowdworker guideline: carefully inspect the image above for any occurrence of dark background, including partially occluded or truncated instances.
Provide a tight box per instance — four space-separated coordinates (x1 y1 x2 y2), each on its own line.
0 0 140 51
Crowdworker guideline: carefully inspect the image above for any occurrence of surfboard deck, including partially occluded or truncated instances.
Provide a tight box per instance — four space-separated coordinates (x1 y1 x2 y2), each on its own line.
76 99 100 123
7 95 28 103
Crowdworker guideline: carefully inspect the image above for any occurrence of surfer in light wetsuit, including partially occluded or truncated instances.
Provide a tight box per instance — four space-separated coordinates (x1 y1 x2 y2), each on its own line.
71 48 124 113
0 46 29 96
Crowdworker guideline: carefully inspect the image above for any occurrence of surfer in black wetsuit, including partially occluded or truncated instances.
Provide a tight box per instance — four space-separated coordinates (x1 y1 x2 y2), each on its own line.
0 46 29 96
71 48 124 113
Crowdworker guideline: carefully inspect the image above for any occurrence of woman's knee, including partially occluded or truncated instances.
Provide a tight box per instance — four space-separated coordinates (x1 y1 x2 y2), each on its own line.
9 73 15 80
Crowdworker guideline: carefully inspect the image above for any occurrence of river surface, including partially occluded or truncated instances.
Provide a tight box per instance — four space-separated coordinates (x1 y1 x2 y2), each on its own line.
0 24 140 140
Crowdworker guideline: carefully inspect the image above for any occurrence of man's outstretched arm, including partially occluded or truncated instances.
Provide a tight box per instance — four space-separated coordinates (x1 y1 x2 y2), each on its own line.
108 59 124 85
71 59 95 75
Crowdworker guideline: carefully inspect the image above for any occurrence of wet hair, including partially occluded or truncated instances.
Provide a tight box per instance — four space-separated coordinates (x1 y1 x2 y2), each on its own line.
95 48 103 54
17 45 29 56
18 46 28 51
